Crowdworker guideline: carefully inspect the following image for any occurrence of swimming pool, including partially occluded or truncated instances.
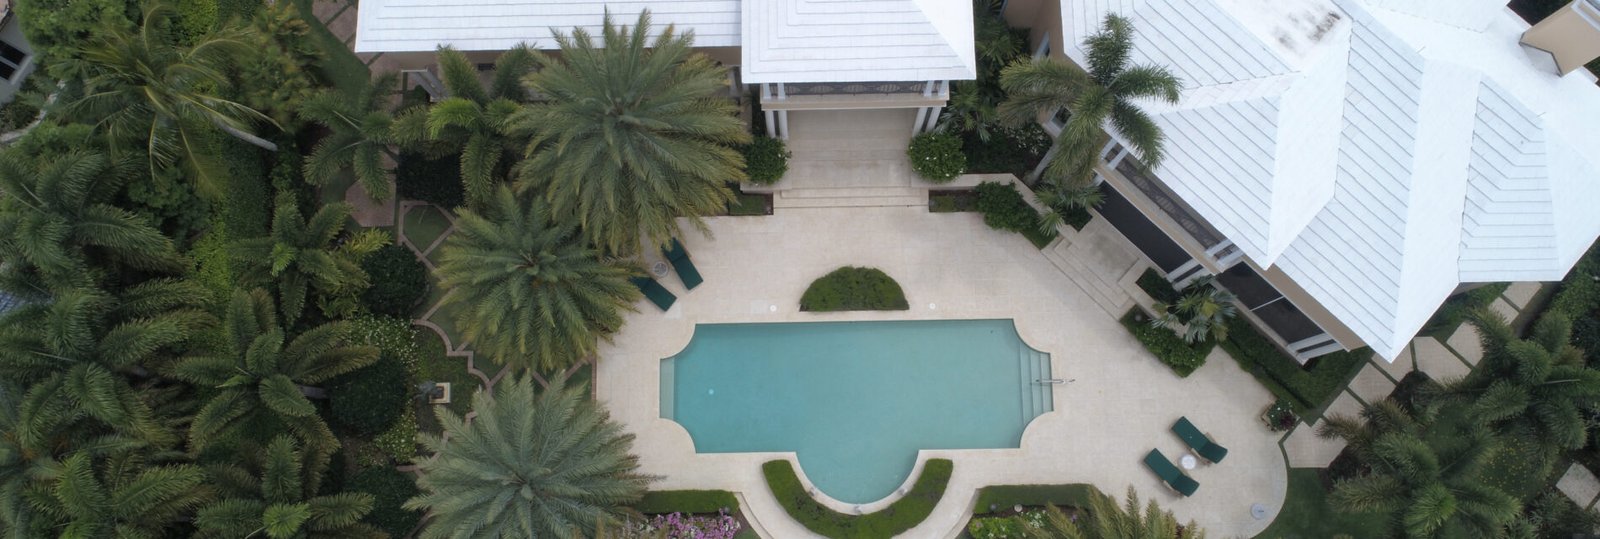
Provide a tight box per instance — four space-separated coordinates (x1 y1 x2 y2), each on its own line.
661 319 1052 504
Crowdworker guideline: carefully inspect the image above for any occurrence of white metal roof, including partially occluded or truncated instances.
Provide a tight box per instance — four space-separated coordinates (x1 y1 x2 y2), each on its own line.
1065 0 1600 360
354 0 976 84
354 0 741 53
740 0 976 83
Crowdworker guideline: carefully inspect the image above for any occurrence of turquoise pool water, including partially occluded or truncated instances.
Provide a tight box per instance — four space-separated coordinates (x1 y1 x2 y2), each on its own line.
661 319 1052 504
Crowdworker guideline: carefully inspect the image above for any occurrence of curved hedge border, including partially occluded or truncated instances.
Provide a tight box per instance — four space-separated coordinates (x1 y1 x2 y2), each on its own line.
763 458 953 538
800 267 910 312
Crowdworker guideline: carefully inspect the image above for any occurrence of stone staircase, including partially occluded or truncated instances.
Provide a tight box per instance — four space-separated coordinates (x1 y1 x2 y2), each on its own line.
760 109 925 209
771 186 928 209
1039 224 1139 317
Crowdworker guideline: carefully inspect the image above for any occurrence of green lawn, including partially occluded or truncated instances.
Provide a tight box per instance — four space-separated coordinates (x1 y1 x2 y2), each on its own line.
412 326 480 435
402 205 453 254
1255 469 1387 539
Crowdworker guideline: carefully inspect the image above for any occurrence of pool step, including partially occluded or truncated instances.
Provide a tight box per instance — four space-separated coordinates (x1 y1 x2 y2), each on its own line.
1017 347 1054 427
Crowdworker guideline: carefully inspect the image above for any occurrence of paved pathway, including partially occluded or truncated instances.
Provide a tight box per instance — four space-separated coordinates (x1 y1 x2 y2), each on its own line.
1559 464 1600 510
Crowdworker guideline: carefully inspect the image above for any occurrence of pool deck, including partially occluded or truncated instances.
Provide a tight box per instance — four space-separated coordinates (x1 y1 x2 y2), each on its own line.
596 205 1288 538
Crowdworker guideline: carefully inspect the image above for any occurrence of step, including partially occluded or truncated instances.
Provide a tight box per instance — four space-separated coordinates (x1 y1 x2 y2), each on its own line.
772 195 928 209
780 187 925 199
786 135 912 152
787 148 910 162
1042 246 1131 316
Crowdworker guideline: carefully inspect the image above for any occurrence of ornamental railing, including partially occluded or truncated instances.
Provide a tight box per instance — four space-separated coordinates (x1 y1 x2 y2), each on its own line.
779 81 930 96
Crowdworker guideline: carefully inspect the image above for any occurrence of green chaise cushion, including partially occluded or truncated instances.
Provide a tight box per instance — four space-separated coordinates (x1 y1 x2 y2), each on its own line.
1172 417 1229 463
663 239 703 290
1142 449 1198 497
631 276 677 311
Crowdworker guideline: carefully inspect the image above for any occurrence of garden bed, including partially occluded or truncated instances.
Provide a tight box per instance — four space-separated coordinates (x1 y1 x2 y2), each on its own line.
1120 308 1213 377
929 189 978 213
727 191 773 216
763 459 952 539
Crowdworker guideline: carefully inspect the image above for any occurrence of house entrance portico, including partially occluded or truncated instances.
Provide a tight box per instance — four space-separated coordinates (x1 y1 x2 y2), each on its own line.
756 80 952 139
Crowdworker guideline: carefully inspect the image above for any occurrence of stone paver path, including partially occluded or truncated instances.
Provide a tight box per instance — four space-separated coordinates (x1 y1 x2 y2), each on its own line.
1490 297 1521 323
1283 424 1347 468
1413 337 1472 382
1504 282 1541 309
1444 323 1485 365
1346 363 1397 405
1559 464 1600 510
1373 345 1415 380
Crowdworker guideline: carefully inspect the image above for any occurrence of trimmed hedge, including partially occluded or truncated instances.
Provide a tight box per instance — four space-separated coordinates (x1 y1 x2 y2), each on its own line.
1135 269 1182 304
347 466 423 537
396 151 465 208
763 459 952 539
800 267 910 312
972 484 1101 514
634 490 741 515
1217 317 1369 415
1121 309 1212 377
743 136 790 185
329 356 411 435
907 132 967 182
974 182 1056 249
361 244 429 317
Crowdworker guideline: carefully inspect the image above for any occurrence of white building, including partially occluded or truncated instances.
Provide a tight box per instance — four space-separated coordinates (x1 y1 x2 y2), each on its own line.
1002 0 1600 361
353 0 977 136
0 0 37 105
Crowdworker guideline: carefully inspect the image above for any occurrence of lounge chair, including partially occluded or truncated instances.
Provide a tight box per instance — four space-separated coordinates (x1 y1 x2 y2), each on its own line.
1143 449 1199 497
663 238 703 290
1171 417 1229 464
631 276 677 311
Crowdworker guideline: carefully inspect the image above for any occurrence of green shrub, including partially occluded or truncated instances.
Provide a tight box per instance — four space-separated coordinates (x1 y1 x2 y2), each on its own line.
1420 282 1509 337
218 136 272 238
907 132 967 182
974 181 1056 248
12 0 132 67
800 267 910 312
1120 309 1212 377
972 484 1100 513
190 220 235 306
968 515 1027 538
1575 316 1600 364
348 466 423 537
763 459 952 539
329 356 411 435
127 166 210 240
396 151 465 208
743 136 790 185
361 244 429 317
175 0 219 44
1217 317 1370 415
371 408 418 464
1135 269 1182 304
634 490 740 515
961 123 1051 178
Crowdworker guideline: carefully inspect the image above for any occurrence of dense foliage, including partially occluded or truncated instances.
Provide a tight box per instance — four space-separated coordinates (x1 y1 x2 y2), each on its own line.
742 136 791 185
329 356 411 435
1120 309 1212 377
799 267 910 312
974 181 1056 248
360 244 429 317
395 151 465 208
764 458 952 538
907 131 967 182
348 466 424 537
634 490 741 515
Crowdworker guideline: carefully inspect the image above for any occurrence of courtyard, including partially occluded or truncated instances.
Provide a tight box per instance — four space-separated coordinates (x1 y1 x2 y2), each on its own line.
595 202 1289 537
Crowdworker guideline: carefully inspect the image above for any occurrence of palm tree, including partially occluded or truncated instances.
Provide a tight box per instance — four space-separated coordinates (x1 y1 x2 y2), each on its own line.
1318 399 1521 537
406 375 655 539
38 450 212 537
0 280 211 447
435 186 640 371
1434 310 1600 452
513 11 750 254
301 72 401 201
1013 487 1204 539
171 289 377 467
232 197 386 326
0 131 183 291
391 46 534 207
65 5 278 195
195 436 382 539
1034 183 1105 233
998 13 1181 187
0 381 147 538
1151 278 1238 344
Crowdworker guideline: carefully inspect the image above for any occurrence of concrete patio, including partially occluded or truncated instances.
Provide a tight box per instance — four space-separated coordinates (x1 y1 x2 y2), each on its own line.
595 205 1288 538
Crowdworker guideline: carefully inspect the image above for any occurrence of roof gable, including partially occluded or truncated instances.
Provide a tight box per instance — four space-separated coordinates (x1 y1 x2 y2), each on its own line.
739 0 975 83
353 0 741 53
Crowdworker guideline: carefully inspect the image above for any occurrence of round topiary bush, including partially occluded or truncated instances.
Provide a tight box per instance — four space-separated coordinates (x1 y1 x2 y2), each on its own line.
328 356 411 436
907 132 967 182
361 244 429 317
743 136 791 185
347 466 423 537
800 267 910 312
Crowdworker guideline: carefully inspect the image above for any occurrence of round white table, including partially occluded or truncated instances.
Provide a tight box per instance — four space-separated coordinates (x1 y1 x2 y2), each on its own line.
651 261 670 278
1179 454 1198 470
